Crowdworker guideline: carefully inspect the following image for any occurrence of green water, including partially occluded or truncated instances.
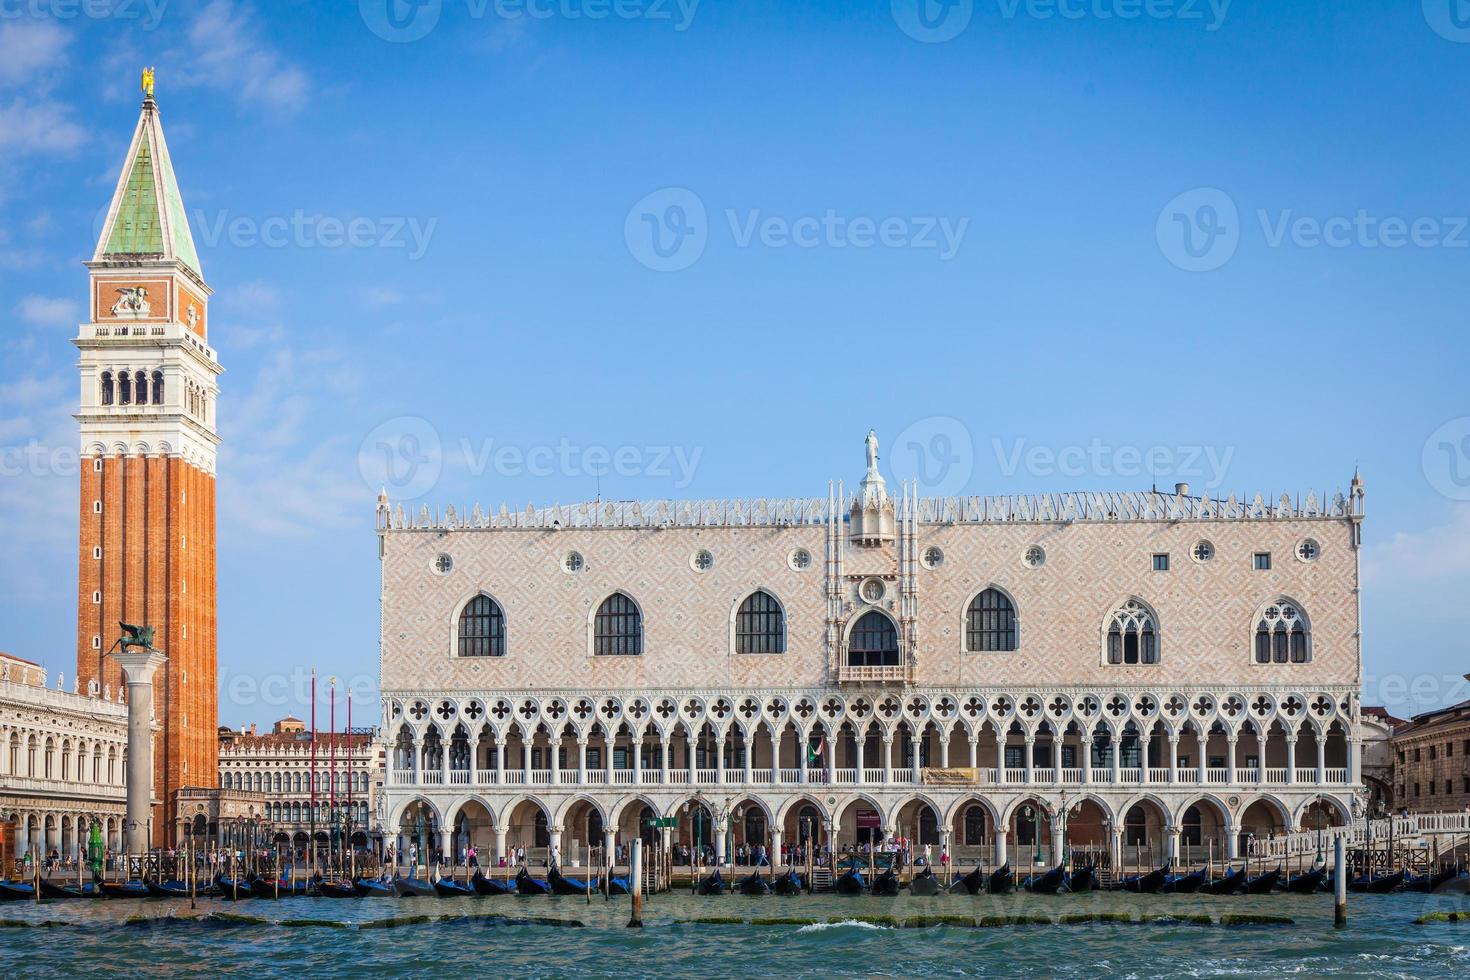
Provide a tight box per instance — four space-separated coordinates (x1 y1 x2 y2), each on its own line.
2 891 1467 977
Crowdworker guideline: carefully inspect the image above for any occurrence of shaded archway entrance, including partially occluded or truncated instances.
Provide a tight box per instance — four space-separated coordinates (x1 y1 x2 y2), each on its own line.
1007 798 1053 870
1238 798 1286 856
451 799 496 863
1119 798 1167 872
1061 798 1109 868
1179 798 1229 865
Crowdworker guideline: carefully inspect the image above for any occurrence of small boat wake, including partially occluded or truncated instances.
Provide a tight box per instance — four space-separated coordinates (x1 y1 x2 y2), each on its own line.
796 918 892 933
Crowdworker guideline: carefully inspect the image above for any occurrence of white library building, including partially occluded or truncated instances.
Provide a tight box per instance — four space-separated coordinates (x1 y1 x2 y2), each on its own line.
378 433 1366 873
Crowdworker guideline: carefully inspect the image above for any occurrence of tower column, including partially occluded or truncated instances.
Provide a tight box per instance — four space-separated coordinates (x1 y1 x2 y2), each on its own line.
115 649 166 857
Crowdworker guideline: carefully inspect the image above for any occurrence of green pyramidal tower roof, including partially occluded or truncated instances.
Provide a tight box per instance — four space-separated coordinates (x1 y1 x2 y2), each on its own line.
94 97 203 281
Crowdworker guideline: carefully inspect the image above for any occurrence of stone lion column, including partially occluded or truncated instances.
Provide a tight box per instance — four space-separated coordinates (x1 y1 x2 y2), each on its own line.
114 649 166 856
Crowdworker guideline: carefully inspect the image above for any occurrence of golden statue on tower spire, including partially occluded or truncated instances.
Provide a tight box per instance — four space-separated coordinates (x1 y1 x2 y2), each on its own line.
141 67 155 100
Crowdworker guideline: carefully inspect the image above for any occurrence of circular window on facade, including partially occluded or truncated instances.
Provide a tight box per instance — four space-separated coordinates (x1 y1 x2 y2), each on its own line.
922 546 944 569
433 553 454 575
1192 540 1215 563
1023 545 1046 568
562 551 584 574
1296 538 1320 563
789 548 812 571
860 578 887 603
691 549 715 572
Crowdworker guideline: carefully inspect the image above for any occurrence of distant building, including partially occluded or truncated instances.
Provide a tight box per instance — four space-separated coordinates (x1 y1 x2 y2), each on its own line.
1360 706 1405 810
0 652 129 858
217 718 384 853
1391 688 1470 812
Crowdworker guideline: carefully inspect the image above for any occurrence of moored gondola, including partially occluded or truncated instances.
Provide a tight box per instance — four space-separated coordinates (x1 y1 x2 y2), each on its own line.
909 866 941 896
548 865 599 896
1284 866 1327 894
393 876 434 897
772 869 805 896
1022 864 1067 895
1244 866 1281 895
432 875 476 898
248 875 283 899
354 876 397 897
0 881 36 901
1163 867 1207 894
1348 870 1405 894
144 880 194 900
1204 866 1246 896
1065 865 1097 893
214 875 254 900
834 867 866 895
737 871 771 896
314 878 359 899
42 879 102 900
514 868 551 896
948 866 985 895
698 870 728 896
870 867 901 896
470 871 515 896
101 879 151 900
1119 865 1169 894
987 863 1014 895
604 875 631 896
1404 865 1460 893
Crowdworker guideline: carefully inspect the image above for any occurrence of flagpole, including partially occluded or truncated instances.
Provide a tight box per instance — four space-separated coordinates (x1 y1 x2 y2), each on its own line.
310 670 317 879
347 690 355 880
330 678 337 875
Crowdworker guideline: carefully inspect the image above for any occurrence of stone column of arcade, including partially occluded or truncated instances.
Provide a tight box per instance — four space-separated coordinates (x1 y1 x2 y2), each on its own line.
114 648 166 857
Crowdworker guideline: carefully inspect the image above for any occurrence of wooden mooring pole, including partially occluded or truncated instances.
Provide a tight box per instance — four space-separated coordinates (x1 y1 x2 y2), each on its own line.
1333 835 1347 928
628 839 644 928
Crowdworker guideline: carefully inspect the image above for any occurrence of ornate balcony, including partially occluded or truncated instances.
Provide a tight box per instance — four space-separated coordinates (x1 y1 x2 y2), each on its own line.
836 664 912 685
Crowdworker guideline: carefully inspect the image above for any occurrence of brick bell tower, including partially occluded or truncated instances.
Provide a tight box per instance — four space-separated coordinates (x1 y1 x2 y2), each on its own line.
76 74 222 846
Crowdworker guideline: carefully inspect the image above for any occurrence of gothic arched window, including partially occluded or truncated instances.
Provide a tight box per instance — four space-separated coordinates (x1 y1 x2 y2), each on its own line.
735 590 785 654
1106 599 1159 665
100 372 114 406
1254 600 1311 664
457 594 506 658
966 588 1017 652
848 610 900 667
151 370 164 405
119 371 132 404
593 593 643 656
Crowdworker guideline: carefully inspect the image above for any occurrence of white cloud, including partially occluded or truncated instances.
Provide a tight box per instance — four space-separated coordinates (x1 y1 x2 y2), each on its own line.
15 295 80 328
222 280 282 312
0 373 79 601
1363 505 1470 588
0 23 81 158
0 98 86 155
178 1 310 113
214 319 367 537
0 21 70 88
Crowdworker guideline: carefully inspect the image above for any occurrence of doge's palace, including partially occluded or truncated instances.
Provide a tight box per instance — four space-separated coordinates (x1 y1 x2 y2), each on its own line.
379 433 1365 874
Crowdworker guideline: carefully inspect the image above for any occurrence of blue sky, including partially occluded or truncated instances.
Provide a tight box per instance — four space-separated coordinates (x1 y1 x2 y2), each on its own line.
1 0 1468 726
